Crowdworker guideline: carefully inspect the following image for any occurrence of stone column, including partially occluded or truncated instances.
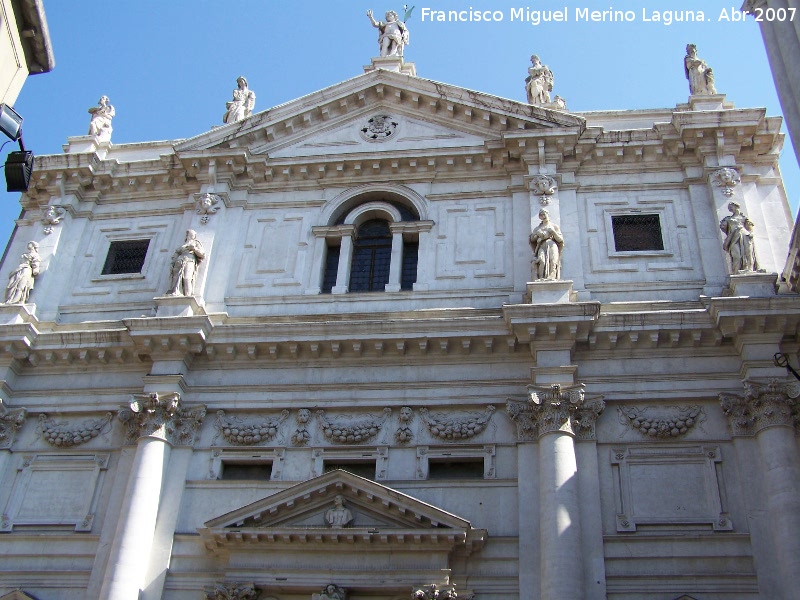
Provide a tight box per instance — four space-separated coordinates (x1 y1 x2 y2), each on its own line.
305 232 329 294
720 378 800 599
99 393 205 600
386 225 405 292
332 226 355 295
529 383 588 600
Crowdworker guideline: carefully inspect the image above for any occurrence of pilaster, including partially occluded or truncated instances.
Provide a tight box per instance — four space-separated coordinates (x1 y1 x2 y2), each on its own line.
720 378 800 599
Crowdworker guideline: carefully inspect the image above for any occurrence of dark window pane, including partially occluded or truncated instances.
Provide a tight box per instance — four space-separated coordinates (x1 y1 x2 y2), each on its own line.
428 459 484 480
349 219 392 292
323 461 376 480
221 462 273 481
102 239 150 275
611 214 664 252
401 242 418 290
322 245 340 293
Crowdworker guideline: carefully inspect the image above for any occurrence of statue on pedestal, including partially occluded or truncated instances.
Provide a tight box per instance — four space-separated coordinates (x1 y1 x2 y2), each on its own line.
529 209 563 281
719 201 758 272
88 96 115 141
223 76 256 124
366 9 410 57
167 229 205 297
684 44 717 96
4 242 40 304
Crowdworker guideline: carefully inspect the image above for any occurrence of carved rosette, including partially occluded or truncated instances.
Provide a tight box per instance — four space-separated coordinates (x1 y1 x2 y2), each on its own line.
317 408 392 444
618 405 703 439
720 379 800 436
711 167 741 197
419 405 496 441
395 406 415 443
196 193 220 224
0 399 27 449
38 412 113 447
214 409 289 446
359 114 398 142
205 582 260 600
529 175 557 205
118 392 206 445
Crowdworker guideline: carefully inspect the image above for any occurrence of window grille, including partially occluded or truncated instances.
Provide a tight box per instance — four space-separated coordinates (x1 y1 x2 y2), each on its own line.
427 458 485 480
220 462 273 481
611 214 664 252
101 239 150 275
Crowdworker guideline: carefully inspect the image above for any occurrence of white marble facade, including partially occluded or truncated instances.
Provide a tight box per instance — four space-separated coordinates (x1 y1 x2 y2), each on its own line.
0 63 798 600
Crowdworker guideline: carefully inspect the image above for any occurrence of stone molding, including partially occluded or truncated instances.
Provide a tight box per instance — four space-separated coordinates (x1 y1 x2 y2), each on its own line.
720 378 800 436
118 392 207 445
38 412 113 447
507 384 604 441
213 409 289 446
0 399 27 449
419 405 496 441
205 582 260 600
618 406 703 439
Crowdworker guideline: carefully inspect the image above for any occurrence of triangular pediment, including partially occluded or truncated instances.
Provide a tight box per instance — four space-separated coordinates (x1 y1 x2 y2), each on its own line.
199 470 485 553
0 591 39 600
176 69 585 156
204 469 470 530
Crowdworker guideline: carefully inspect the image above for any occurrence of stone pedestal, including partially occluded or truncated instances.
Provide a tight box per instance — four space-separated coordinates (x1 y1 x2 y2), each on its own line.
62 135 111 157
687 94 729 111
727 272 778 297
364 56 417 76
0 303 36 325
524 280 575 304
154 295 205 318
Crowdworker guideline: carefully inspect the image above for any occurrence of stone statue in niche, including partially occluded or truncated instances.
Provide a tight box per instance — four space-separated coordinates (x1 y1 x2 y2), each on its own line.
167 229 205 296
324 494 354 528
223 76 256 124
4 241 40 304
313 584 346 600
684 44 717 96
525 55 553 105
88 96 115 141
719 201 759 272
366 9 410 57
529 209 564 280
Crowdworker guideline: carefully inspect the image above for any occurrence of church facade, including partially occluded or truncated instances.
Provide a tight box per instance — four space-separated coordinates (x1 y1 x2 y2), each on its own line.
0 46 798 600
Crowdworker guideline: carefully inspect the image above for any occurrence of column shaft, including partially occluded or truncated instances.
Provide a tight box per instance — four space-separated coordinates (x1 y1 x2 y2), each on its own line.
385 231 404 292
99 436 171 600
332 234 353 294
518 443 539 600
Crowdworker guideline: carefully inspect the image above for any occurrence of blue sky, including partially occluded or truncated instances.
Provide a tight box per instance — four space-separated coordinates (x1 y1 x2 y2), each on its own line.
2 0 797 250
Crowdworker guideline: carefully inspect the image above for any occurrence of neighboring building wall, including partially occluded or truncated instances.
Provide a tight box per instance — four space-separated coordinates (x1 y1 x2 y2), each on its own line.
0 0 54 106
0 69 798 600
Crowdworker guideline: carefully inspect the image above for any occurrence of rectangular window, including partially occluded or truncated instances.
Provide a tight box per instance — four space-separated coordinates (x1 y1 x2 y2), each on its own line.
611 214 664 252
427 457 485 480
322 245 340 294
101 239 150 275
401 241 418 290
220 461 273 481
323 460 377 480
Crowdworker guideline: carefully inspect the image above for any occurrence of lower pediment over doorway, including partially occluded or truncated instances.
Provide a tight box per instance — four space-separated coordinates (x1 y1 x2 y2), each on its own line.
199 470 485 599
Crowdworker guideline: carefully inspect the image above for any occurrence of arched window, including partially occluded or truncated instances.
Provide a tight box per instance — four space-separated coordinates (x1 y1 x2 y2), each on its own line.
312 197 433 295
349 219 392 292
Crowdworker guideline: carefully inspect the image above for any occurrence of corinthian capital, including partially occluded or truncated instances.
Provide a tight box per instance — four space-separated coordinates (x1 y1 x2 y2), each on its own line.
720 378 800 435
528 383 585 437
119 392 206 445
0 399 27 449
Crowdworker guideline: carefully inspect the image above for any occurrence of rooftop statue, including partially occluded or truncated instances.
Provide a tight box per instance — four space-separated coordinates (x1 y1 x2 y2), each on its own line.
223 76 256 124
366 8 411 57
684 44 717 96
526 55 554 105
88 96 115 141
